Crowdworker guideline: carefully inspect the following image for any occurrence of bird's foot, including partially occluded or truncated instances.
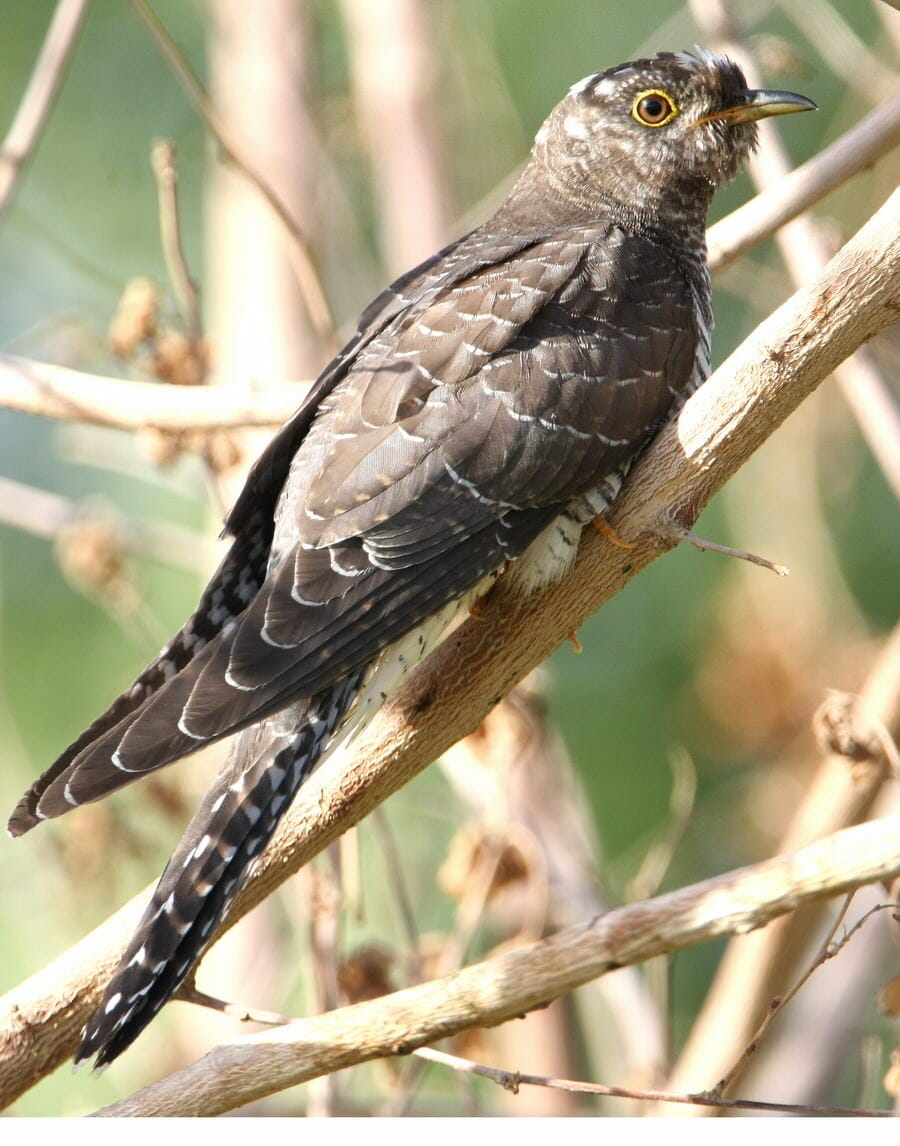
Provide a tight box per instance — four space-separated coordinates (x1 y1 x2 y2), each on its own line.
469 598 488 622
592 515 636 549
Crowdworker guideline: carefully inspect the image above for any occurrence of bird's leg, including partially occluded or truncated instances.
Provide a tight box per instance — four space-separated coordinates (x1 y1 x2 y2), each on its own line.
468 598 488 621
592 515 637 549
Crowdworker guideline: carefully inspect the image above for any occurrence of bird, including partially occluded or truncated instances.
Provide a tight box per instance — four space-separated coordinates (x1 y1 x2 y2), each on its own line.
8 50 814 1068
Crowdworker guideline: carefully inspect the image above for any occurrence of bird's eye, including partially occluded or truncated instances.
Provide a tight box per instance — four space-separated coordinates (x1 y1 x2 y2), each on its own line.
632 90 678 127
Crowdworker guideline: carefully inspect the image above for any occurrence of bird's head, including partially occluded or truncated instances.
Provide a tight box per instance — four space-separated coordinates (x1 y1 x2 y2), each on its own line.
520 50 815 230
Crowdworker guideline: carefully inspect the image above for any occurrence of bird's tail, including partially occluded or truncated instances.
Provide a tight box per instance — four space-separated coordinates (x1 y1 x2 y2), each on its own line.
76 672 362 1069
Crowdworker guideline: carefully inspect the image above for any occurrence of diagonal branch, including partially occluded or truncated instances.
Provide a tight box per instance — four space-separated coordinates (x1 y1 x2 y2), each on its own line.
704 90 900 273
0 189 897 1111
692 0 900 502
89 818 900 1116
0 0 89 221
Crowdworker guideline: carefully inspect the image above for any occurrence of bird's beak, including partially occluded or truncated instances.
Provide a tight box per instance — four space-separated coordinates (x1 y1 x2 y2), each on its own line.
694 89 817 127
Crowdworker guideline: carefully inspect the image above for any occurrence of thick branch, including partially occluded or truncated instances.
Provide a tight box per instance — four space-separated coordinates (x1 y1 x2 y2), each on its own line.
90 818 900 1116
0 189 896 1111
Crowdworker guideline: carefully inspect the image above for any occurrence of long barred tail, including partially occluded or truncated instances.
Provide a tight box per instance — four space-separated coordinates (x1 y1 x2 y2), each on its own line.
77 673 363 1069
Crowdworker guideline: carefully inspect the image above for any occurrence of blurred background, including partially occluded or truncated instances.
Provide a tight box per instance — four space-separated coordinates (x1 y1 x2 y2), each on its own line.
0 0 897 1117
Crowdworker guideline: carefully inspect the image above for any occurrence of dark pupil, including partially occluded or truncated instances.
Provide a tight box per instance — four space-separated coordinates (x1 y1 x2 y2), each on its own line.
641 97 667 122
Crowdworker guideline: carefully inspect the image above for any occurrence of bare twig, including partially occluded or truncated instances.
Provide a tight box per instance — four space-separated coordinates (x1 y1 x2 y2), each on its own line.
150 140 203 343
412 1045 893 1118
371 809 422 981
130 0 338 356
776 0 899 104
668 621 900 1107
1 189 897 1109
86 818 900 1115
709 893 854 1097
628 747 698 904
709 897 900 1099
0 0 89 220
176 982 291 1029
661 522 790 577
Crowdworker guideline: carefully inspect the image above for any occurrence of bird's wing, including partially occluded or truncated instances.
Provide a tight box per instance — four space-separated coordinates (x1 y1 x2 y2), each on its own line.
6 224 536 837
10 226 697 831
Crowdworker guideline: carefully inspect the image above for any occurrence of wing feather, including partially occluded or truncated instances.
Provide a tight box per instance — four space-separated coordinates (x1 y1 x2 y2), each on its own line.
12 223 699 834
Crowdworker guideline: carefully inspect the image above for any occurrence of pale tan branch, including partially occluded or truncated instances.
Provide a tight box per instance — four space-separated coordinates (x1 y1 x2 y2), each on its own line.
88 818 900 1116
705 91 900 273
0 189 896 1111
0 0 88 220
0 353 305 431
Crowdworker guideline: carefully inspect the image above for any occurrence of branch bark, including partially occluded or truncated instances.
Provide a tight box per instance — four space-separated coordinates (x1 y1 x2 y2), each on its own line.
0 187 896 1111
89 818 900 1116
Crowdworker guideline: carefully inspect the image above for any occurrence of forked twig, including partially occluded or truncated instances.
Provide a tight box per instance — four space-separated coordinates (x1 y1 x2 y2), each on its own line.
412 1044 895 1117
706 896 900 1100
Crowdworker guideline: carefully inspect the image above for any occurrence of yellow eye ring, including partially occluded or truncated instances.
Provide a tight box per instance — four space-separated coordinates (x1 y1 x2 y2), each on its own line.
632 90 679 127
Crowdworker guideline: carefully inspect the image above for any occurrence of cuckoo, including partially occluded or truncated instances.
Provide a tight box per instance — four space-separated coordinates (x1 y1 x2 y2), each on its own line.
8 50 815 1067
